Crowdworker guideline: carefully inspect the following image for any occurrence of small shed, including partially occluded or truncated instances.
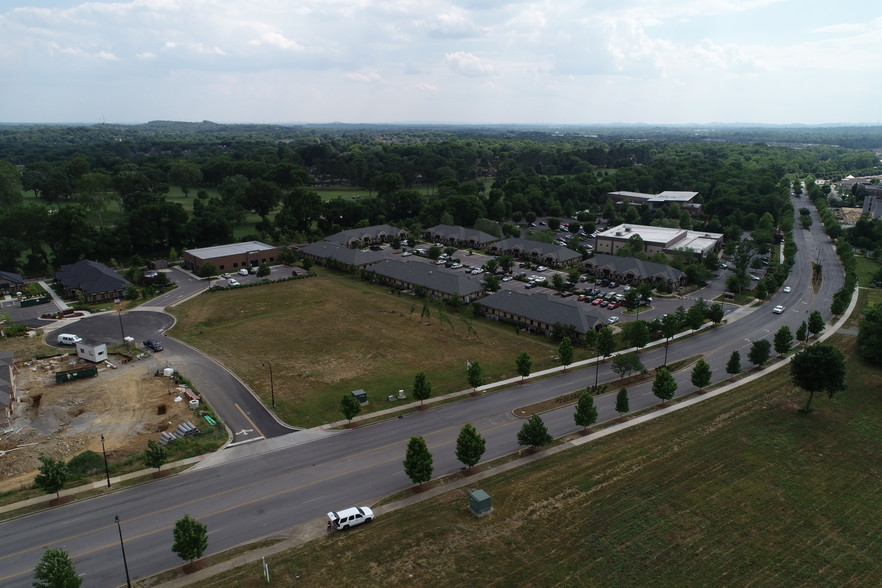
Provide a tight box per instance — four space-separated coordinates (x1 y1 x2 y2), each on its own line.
76 341 108 363
468 489 492 517
351 389 368 404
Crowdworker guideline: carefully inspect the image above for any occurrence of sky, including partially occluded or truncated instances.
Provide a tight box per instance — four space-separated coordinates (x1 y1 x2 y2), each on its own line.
1 0 879 125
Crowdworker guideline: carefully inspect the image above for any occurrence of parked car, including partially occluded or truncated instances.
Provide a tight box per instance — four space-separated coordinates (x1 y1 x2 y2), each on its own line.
238 268 250 276
773 305 785 314
591 298 603 305
607 302 620 310
327 506 374 530
402 251 413 257
228 278 240 286
608 316 620 324
220 273 231 278
502 276 513 282
57 333 83 345
143 339 163 352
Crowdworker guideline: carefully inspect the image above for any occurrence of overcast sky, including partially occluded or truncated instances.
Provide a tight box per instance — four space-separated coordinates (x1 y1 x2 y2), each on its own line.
1 0 879 125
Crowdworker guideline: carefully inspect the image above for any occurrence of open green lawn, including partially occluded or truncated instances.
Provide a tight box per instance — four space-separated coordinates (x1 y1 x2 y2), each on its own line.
191 328 882 587
168 270 577 427
855 256 881 287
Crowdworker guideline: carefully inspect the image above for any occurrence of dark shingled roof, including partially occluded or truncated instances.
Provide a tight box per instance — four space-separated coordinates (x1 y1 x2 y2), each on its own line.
586 254 685 282
55 260 130 296
299 241 385 266
0 271 24 287
367 259 485 297
425 224 499 246
478 290 604 334
493 238 581 263
325 224 406 246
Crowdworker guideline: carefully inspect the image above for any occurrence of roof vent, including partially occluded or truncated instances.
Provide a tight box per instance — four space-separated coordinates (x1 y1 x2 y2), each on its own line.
625 226 631 232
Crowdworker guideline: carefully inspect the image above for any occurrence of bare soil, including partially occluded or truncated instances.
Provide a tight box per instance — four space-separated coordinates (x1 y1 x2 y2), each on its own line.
0 353 193 492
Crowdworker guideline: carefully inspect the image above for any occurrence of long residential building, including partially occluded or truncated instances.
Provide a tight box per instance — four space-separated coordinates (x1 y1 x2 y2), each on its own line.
487 238 582 267
477 290 604 340
364 259 486 302
585 254 686 288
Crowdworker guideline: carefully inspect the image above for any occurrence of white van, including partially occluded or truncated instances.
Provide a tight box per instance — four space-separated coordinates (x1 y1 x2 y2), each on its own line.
57 333 83 345
238 268 250 276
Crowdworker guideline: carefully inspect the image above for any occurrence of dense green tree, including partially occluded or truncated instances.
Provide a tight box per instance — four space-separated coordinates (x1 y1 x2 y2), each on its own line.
857 305 882 366
690 358 712 391
256 263 271 277
707 302 725 325
515 351 532 381
517 414 553 449
807 310 825 338
34 455 68 500
774 325 793 356
790 343 847 413
172 514 208 564
611 353 643 380
403 436 434 486
685 299 707 331
796 320 808 345
455 423 486 471
340 393 361 423
574 390 598 432
748 339 772 368
412 371 432 406
615 387 630 416
143 439 168 473
33 547 82 588
168 160 202 197
466 361 483 391
621 320 649 349
245 178 282 217
652 367 677 406
0 159 24 207
558 337 574 369
483 274 501 292
726 350 741 377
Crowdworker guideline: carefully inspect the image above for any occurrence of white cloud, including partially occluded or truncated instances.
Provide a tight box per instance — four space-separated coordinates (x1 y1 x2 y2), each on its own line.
445 51 494 76
344 71 382 83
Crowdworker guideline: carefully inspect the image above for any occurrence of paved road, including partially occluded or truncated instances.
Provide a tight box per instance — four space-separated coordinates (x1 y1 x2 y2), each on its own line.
0 199 845 587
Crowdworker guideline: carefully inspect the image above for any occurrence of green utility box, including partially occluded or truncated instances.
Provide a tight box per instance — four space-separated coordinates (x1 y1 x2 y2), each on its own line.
55 366 98 384
351 389 368 404
468 489 492 517
21 295 51 307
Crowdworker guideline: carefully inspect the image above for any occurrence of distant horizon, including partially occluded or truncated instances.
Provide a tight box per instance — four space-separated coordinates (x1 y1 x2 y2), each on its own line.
2 1 879 126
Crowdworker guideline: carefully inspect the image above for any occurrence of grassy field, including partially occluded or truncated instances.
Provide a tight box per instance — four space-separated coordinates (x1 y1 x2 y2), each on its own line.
188 314 882 586
854 256 881 287
168 270 578 427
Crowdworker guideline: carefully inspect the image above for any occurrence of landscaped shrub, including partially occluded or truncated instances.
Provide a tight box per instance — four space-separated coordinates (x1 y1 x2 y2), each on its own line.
67 450 104 478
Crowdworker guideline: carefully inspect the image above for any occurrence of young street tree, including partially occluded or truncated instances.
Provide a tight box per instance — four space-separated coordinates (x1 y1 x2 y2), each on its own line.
690 358 712 391
707 302 725 326
621 320 649 349
34 455 69 500
726 350 742 378
790 343 847 413
172 514 208 565
660 313 680 366
466 361 483 391
796 320 808 345
774 325 793 356
403 436 434 486
515 351 532 382
748 339 772 368
517 414 553 449
340 393 361 424
615 387 630 416
652 367 677 406
594 326 616 387
807 310 825 339
455 423 486 471
573 390 598 432
611 353 643 380
412 371 432 406
686 299 707 332
558 337 574 370
143 439 169 473
33 547 82 588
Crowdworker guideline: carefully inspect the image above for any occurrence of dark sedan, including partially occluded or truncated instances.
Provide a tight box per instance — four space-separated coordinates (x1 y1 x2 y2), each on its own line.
143 339 163 352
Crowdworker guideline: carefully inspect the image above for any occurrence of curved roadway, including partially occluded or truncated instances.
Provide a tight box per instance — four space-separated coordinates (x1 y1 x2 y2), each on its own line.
0 198 845 587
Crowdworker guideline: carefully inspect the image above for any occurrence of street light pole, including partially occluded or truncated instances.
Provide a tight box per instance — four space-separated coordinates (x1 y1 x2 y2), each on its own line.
115 515 132 588
101 434 111 488
262 362 275 408
117 309 126 345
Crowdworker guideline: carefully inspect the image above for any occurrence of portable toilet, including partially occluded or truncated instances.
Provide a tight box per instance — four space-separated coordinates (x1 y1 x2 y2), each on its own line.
468 489 492 517
351 389 368 404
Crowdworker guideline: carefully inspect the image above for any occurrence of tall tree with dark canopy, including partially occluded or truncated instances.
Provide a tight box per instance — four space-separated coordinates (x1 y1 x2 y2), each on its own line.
558 337 574 370
796 321 808 346
652 367 677 406
573 391 598 432
517 415 553 449
34 455 69 500
857 305 882 366
455 423 486 471
515 351 532 382
615 387 630 416
690 358 712 391
403 436 434 486
774 325 793 356
748 339 771 368
33 547 82 588
807 310 825 339
412 371 432 406
172 514 208 565
790 343 847 413
726 350 742 378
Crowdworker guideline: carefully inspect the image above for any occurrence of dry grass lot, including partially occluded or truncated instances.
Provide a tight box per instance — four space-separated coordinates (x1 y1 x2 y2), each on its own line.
169 270 579 427
191 332 882 587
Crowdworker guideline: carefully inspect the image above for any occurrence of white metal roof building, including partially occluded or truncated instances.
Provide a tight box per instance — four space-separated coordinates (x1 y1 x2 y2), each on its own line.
607 190 699 209
182 241 280 273
594 224 722 259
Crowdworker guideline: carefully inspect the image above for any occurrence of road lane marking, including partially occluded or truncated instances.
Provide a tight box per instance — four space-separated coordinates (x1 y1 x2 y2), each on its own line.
234 403 266 440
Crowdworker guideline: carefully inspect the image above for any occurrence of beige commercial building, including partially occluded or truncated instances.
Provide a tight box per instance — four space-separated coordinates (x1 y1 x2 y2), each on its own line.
594 224 722 259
